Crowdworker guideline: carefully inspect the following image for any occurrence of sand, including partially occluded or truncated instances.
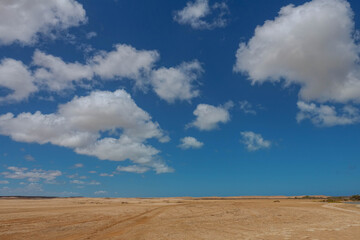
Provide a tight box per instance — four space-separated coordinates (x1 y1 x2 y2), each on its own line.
0 197 359 239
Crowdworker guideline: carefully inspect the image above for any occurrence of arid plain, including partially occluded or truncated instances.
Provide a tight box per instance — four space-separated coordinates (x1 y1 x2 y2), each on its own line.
0 197 359 240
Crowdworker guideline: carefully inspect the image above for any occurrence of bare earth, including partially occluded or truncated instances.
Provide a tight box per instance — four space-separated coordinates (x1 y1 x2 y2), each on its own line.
1 197 360 240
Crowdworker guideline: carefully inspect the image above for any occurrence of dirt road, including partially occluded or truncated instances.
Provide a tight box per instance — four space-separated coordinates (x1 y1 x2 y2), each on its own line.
0 197 359 239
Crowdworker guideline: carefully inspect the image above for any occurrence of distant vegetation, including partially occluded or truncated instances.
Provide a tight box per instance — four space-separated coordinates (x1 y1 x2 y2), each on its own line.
296 195 326 199
324 197 346 203
350 195 360 201
293 195 360 203
323 195 360 203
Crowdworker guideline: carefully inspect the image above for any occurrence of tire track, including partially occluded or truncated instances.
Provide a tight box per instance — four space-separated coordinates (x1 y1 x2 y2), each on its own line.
83 204 184 240
322 204 360 215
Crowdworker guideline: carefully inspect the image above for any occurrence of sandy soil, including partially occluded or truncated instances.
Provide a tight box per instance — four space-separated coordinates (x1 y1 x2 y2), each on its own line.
0 197 359 240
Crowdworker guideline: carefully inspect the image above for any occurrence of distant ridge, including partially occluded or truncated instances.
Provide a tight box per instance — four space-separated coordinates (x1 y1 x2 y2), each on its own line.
0 195 331 200
0 196 83 199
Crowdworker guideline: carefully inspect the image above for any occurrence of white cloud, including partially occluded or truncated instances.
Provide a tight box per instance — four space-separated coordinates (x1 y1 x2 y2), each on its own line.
240 131 271 151
86 32 97 39
99 173 114 177
24 154 35 162
67 174 86 179
1 166 61 182
1 43 202 104
0 183 43 196
234 0 360 104
297 101 360 127
33 50 93 92
0 111 97 148
73 163 84 168
91 44 159 88
92 47 202 102
70 180 85 184
0 180 9 184
94 190 107 195
239 100 257 115
151 60 203 103
32 44 157 92
188 101 233 130
70 179 100 185
0 58 37 103
89 181 100 185
178 136 204 149
58 90 167 142
117 165 150 174
75 136 160 163
0 183 79 197
0 89 172 173
173 0 229 30
0 0 86 45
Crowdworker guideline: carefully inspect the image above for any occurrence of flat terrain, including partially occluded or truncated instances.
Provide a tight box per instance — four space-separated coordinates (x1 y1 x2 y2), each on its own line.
0 197 359 240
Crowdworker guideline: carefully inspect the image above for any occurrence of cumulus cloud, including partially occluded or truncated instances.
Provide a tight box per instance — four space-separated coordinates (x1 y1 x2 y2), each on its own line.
0 58 37 103
32 44 157 92
178 136 204 149
33 45 200 97
33 50 94 92
91 44 159 87
234 0 360 104
116 165 150 174
297 101 360 127
1 166 61 182
1 44 202 104
0 0 86 45
0 180 9 184
91 45 203 101
0 89 172 173
151 60 203 103
240 131 271 151
173 0 229 30
188 101 233 130
75 136 161 163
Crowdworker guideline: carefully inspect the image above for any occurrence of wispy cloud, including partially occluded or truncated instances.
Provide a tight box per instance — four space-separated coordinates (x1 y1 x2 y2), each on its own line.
297 101 360 127
94 190 107 195
73 163 84 168
99 173 114 177
1 166 61 183
117 165 150 174
173 0 229 30
24 154 35 162
239 100 257 115
70 180 100 185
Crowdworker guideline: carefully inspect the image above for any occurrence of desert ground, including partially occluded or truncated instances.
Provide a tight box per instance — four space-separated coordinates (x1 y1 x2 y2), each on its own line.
0 197 359 240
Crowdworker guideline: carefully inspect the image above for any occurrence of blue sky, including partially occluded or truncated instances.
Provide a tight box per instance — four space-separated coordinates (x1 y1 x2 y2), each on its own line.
0 0 359 197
